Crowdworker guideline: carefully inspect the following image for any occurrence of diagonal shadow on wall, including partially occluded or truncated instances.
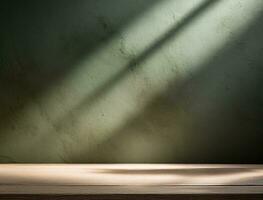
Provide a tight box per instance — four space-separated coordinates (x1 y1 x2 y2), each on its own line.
75 6 263 163
54 0 221 130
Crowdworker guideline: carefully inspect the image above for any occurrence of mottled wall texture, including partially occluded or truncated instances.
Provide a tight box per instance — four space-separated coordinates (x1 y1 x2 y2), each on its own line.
0 0 262 163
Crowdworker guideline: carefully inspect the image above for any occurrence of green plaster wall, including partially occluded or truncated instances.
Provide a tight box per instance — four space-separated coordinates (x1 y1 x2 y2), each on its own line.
0 0 262 163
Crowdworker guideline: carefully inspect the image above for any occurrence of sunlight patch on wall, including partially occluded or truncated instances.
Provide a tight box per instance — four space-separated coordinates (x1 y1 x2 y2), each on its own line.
63 0 263 161
1 0 262 162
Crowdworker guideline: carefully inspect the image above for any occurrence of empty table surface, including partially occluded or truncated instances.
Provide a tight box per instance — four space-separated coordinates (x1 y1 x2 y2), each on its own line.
0 164 262 194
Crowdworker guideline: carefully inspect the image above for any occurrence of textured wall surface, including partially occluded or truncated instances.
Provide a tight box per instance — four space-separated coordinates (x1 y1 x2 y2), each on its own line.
0 0 262 163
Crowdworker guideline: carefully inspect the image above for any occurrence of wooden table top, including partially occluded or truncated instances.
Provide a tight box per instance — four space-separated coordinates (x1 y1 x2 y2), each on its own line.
0 164 262 194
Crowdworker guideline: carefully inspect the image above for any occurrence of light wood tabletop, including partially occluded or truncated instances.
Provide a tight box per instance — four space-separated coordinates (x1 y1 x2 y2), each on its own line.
0 164 262 195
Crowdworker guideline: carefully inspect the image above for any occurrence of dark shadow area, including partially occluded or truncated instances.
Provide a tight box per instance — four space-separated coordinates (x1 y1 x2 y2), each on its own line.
77 6 263 163
0 0 158 136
